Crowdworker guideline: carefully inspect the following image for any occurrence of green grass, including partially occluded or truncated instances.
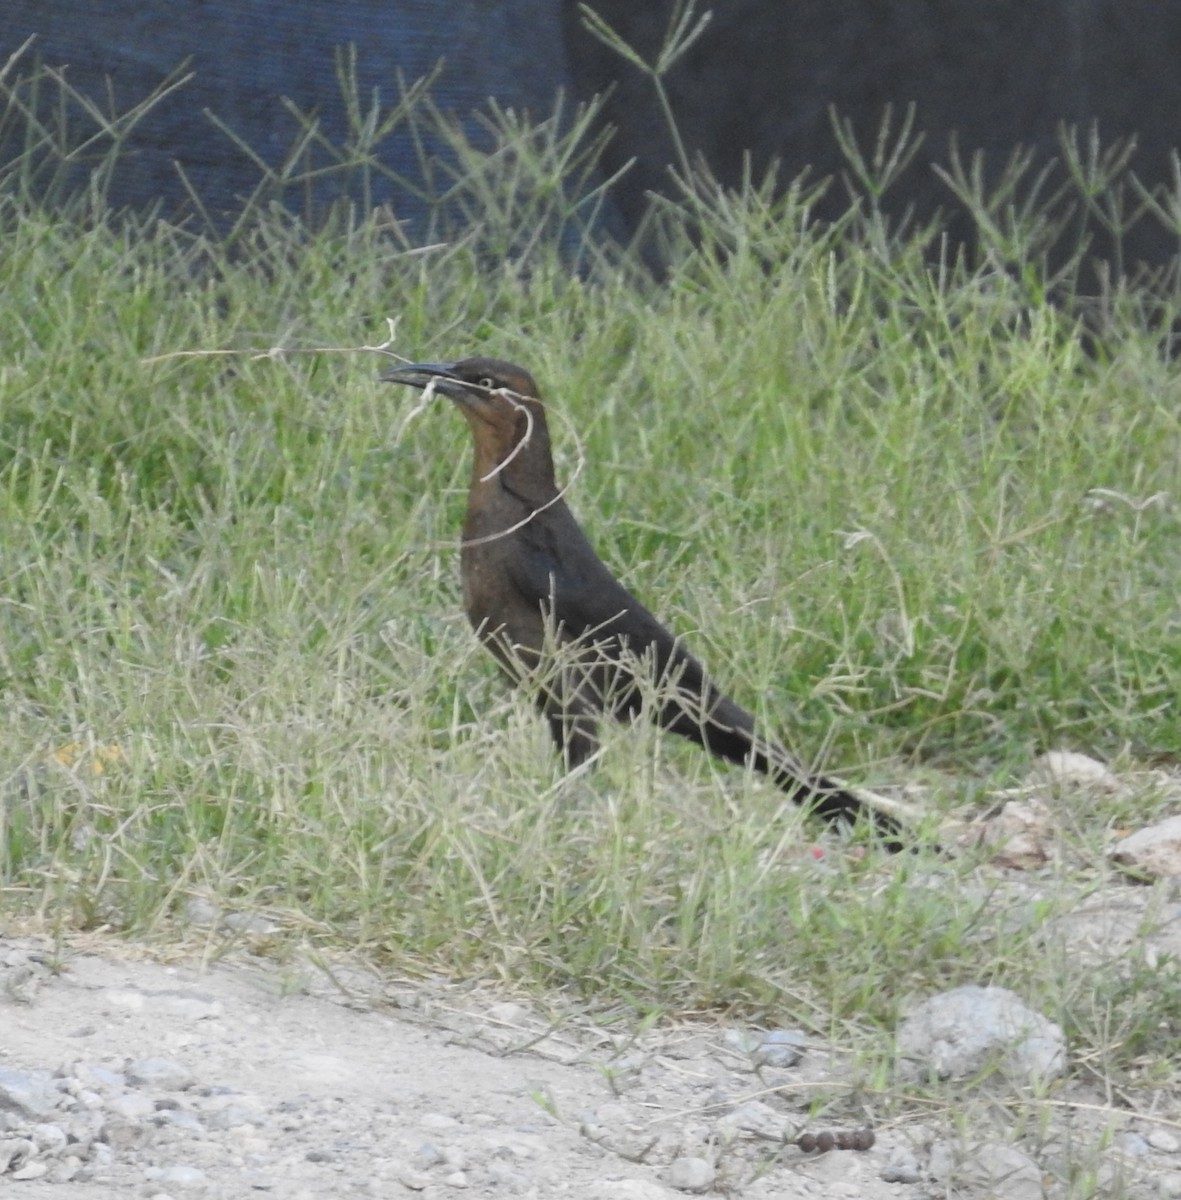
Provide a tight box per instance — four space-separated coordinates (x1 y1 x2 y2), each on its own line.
3 60 1181 1143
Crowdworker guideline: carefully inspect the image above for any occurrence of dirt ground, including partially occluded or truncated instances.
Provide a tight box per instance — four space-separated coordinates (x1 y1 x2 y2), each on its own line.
4 871 1181 1200
2 929 942 1200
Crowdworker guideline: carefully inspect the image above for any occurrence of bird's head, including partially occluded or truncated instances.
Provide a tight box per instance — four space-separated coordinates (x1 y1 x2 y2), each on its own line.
381 356 556 496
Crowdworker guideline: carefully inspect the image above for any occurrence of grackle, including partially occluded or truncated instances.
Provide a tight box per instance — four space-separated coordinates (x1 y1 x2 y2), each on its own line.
381 356 914 841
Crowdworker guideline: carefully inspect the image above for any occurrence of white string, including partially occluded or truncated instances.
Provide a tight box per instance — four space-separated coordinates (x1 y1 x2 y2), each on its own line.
416 377 587 551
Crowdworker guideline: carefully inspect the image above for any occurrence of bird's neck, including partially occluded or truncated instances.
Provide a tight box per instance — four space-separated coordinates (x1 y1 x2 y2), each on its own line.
463 442 558 542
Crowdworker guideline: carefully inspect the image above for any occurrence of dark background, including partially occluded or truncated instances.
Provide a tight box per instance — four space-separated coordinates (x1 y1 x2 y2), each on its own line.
3 0 1180 269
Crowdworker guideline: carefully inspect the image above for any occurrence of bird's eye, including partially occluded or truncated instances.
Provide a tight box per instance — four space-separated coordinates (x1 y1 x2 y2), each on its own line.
477 376 496 390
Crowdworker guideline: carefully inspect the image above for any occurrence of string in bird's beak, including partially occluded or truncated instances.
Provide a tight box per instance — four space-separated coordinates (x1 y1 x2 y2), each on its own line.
478 389 533 484
381 362 536 485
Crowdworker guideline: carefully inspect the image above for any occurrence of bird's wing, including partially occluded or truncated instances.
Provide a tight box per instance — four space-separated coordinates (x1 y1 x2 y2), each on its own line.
507 507 674 651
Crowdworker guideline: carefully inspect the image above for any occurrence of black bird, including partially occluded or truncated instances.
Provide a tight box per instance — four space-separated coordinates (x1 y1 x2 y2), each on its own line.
382 356 914 841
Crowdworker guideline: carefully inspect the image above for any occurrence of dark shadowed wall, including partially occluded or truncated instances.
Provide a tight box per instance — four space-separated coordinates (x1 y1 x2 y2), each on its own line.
3 1 1181 270
1 0 571 230
564 0 1181 270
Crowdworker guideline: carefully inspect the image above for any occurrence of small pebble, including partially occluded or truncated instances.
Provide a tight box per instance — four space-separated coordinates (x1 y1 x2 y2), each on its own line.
1116 1132 1151 1156
880 1148 922 1184
0 1067 62 1119
30 1122 68 1154
155 1109 205 1133
1149 1130 1181 1154
412 1141 445 1169
184 897 221 926
204 1103 264 1131
421 1113 461 1131
396 1164 434 1190
109 1092 157 1120
485 1002 530 1025
722 1029 758 1056
11 1160 49 1180
665 1155 715 1193
927 1140 955 1181
127 1058 195 1091
49 1155 83 1183
0 1123 34 1158
221 911 278 936
718 1100 791 1142
1158 1173 1181 1198
154 1163 209 1190
99 1116 150 1149
752 1030 806 1069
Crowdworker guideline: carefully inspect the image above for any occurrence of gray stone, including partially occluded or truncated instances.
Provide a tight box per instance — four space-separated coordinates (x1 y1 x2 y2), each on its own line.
72 1063 127 1092
49 1155 83 1183
0 1066 61 1118
99 1116 151 1149
716 1100 793 1142
958 1143 1044 1200
1158 1172 1181 1198
421 1113 461 1131
722 1029 759 1056
880 1147 922 1183
665 1155 715 1193
30 1122 68 1155
204 1103 265 1131
927 1140 956 1181
396 1162 434 1190
0 1138 34 1173
149 1163 209 1190
1149 1129 1181 1153
155 1108 205 1133
896 985 1065 1085
183 897 221 927
412 1141 445 1169
108 1091 157 1119
89 1141 115 1168
752 1029 807 1069
1112 815 1181 879
484 1002 530 1025
221 911 279 936
127 1057 195 1091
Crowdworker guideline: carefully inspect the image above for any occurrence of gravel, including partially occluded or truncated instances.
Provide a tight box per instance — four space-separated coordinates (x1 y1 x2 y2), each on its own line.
2 932 1179 1198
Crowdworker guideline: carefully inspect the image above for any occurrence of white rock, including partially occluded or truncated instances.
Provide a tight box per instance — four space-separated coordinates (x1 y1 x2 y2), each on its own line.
716 1100 792 1142
108 1092 156 1119
420 1112 461 1131
1149 1128 1181 1153
1112 816 1181 879
880 1147 922 1184
1028 750 1122 792
484 1002 530 1025
127 1057 195 1091
976 798 1054 868
0 1066 61 1118
0 1139 34 1173
958 1143 1043 1200
11 1160 49 1180
896 985 1065 1085
155 1163 209 1190
30 1122 68 1155
1157 1172 1181 1198
665 1155 715 1193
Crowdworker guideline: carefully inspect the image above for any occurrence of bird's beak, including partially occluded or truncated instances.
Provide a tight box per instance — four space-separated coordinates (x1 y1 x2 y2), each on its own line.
379 361 467 399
